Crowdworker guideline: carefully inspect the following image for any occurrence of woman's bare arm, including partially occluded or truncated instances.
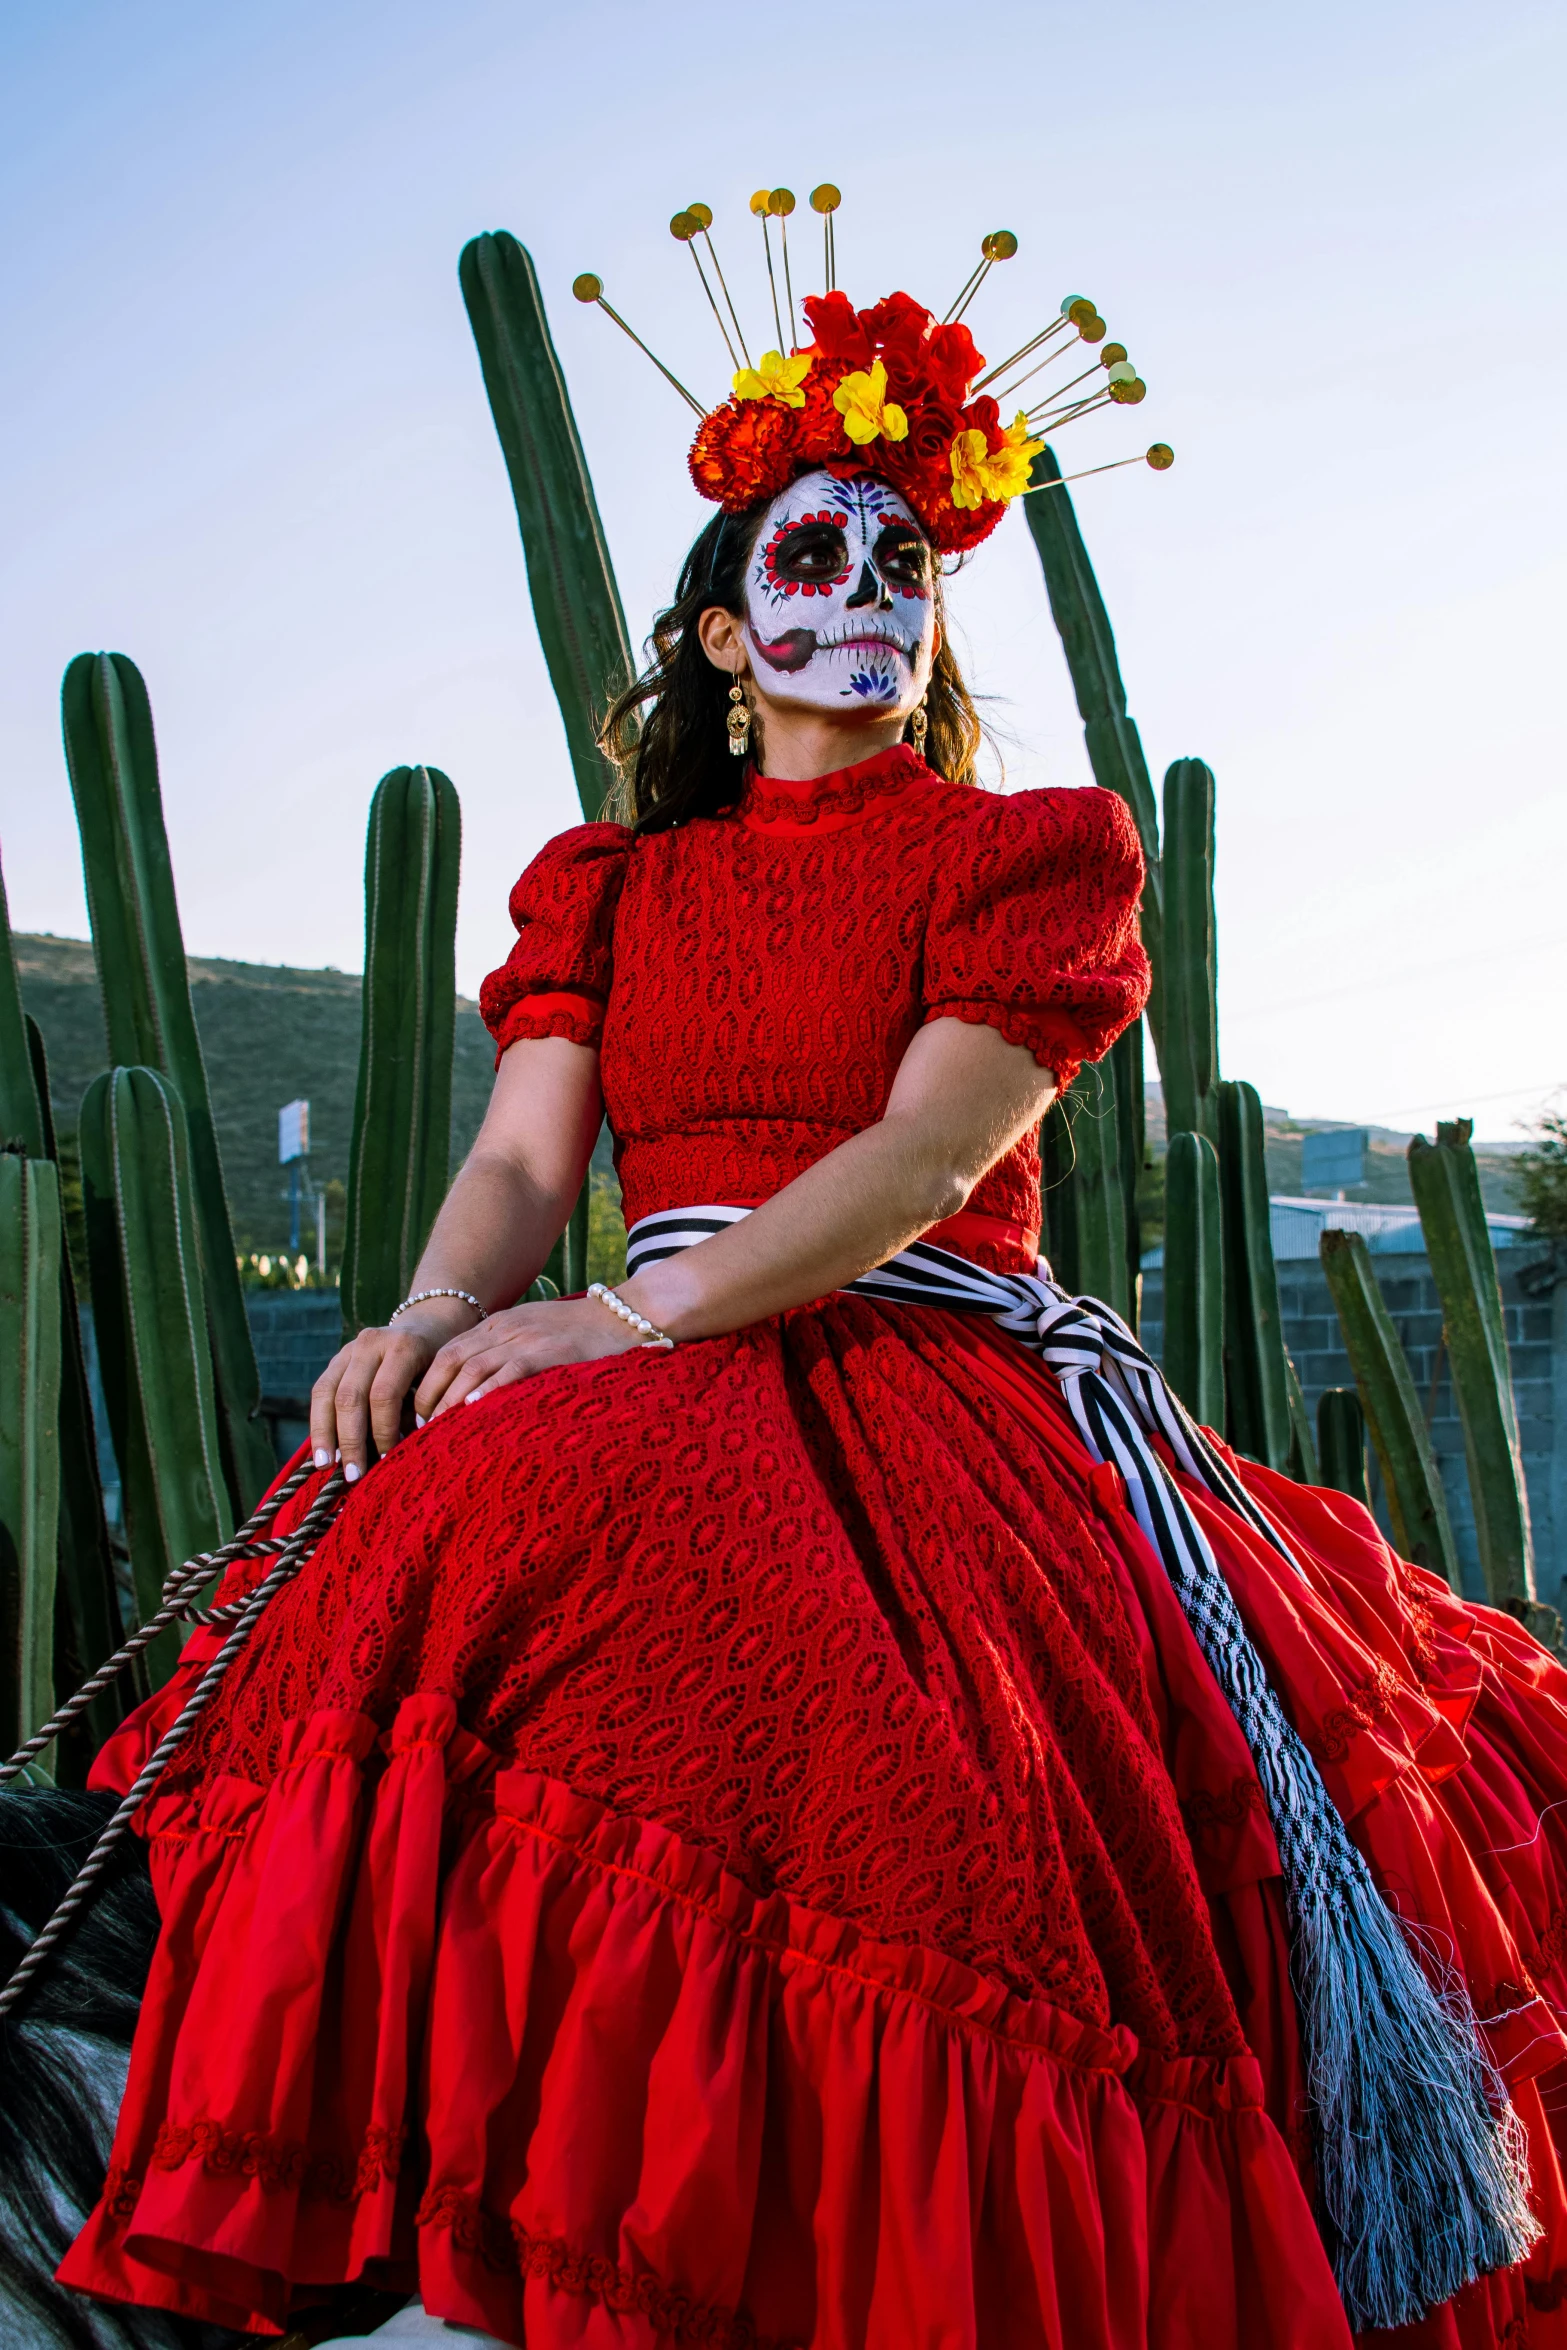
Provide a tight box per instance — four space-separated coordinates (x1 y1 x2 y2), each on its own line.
624 1016 1054 1338
407 1015 1056 1421
309 1035 604 1475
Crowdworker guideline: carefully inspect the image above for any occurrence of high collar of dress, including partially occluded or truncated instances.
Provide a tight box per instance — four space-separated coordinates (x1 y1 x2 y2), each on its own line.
736 741 935 833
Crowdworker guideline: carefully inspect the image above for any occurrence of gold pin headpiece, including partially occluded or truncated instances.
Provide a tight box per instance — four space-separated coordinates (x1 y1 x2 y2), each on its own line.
573 190 1172 550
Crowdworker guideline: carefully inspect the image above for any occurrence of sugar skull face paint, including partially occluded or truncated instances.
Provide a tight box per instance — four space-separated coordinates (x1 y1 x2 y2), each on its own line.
741 469 937 717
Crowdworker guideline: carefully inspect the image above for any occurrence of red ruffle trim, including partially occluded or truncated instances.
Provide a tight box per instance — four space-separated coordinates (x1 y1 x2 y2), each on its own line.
63 1697 1350 2346
489 986 606 1062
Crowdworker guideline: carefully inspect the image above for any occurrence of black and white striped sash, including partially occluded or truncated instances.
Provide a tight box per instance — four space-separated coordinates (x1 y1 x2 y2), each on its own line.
625 1204 1534 2327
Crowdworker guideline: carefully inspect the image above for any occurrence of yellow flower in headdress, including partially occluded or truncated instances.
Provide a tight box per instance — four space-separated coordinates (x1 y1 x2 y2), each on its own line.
733 349 813 407
832 358 909 446
949 412 1044 510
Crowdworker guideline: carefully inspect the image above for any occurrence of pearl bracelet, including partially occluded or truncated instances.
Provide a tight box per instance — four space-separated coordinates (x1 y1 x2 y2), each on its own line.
389 1287 487 1325
587 1281 675 1350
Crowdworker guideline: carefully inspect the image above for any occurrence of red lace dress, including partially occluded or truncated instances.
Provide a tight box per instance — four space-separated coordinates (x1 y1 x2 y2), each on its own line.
64 746 1567 2350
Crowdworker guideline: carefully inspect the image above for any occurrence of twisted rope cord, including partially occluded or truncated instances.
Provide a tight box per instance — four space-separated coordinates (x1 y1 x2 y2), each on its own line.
0 1468 349 2021
0 1456 322 1789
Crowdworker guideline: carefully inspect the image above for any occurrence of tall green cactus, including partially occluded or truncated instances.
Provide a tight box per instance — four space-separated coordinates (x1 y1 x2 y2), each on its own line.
1285 1356 1320 1486
1317 1388 1370 1507
1023 446 1163 1050
62 652 273 1514
0 868 47 1163
1218 1079 1293 1469
543 1182 591 1301
0 855 124 1760
0 1152 63 1765
1041 1058 1132 1320
1409 1119 1535 1605
80 1068 232 1682
1161 758 1219 1146
461 232 634 822
1319 1229 1459 1585
1164 1130 1225 1428
342 767 462 1334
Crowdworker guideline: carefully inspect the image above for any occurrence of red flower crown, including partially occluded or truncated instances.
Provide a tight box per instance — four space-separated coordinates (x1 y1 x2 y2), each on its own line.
688 291 1028 555
573 201 1168 551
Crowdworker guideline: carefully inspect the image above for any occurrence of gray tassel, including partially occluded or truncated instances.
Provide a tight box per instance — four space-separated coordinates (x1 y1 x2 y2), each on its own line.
1296 1869 1538 2330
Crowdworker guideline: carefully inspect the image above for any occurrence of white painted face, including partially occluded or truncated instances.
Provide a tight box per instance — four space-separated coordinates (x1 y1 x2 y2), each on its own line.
741 468 937 718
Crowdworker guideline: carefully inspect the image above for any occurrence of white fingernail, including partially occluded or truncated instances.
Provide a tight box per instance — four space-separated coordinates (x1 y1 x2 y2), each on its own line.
465 1390 480 1404
415 1414 426 1429
344 1461 361 1483
334 1447 341 1462
313 1448 331 1469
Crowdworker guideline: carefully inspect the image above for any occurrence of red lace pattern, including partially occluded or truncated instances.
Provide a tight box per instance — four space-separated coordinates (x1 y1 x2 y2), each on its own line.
477 746 1149 1258
156 1301 1244 2060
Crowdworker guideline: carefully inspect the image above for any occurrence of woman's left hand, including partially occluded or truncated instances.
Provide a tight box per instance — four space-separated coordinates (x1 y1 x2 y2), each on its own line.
416 1296 648 1421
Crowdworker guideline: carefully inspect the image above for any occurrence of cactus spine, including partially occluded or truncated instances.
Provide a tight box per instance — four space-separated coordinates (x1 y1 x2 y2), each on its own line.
1023 446 1163 1049
342 767 462 1334
1163 1130 1225 1428
1317 1389 1370 1506
461 233 634 822
1409 1120 1535 1605
1319 1229 1459 1584
0 1153 64 1764
1218 1079 1293 1470
80 1068 232 1680
62 652 273 1513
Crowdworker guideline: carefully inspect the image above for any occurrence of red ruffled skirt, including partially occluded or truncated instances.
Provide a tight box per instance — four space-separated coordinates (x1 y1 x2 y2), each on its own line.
60 1300 1567 2348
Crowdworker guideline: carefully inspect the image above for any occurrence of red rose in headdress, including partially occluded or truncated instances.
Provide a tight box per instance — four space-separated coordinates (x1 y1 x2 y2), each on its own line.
688 290 1035 553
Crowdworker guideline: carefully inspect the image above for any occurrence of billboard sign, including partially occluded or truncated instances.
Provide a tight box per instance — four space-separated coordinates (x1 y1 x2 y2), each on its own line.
278 1098 310 1165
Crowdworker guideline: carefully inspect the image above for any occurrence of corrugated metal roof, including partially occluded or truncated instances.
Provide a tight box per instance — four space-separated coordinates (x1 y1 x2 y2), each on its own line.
1140 1197 1531 1269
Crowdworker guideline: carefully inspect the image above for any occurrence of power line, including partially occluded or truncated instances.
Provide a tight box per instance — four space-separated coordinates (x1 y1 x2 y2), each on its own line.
1355 1078 1564 1127
1224 931 1560 1026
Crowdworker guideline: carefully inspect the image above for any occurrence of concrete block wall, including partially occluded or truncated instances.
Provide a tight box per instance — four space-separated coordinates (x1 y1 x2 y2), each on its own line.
246 1290 345 1462
1140 1248 1566 1606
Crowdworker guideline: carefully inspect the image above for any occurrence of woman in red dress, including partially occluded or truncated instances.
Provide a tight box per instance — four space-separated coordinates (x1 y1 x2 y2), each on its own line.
57 290 1567 2350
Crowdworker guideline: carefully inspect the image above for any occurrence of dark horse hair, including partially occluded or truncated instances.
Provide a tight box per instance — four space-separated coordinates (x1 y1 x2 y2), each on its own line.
0 1787 243 2347
0 1790 408 2347
599 490 986 835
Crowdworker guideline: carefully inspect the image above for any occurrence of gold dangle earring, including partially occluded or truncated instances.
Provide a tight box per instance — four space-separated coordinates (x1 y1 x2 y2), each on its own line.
727 677 752 759
909 700 929 753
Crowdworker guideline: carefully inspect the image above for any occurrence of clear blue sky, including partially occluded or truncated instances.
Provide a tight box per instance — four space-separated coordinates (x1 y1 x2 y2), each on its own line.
2 0 1563 1139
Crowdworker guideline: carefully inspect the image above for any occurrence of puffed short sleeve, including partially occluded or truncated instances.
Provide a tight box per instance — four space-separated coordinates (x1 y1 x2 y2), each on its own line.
478 823 631 1063
921 786 1150 1091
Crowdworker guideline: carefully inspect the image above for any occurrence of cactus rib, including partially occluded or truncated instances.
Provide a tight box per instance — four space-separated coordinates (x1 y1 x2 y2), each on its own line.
1042 1060 1132 1321
460 232 634 823
1164 1130 1225 1429
1218 1079 1293 1469
61 652 273 1513
1319 1228 1459 1586
1317 1388 1371 1506
1408 1120 1534 1604
1023 445 1164 1050
1162 758 1219 1146
80 1068 233 1683
342 768 462 1334
0 1155 64 1762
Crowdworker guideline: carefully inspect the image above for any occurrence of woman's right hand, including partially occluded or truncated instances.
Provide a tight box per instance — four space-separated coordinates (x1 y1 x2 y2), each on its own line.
310 1298 483 1482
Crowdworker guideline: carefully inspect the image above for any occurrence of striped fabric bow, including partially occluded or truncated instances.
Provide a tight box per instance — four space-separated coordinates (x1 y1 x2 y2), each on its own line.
626 1207 1536 2330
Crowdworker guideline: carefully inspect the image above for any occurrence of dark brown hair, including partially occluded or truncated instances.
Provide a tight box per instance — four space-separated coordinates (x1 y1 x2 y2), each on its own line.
598 495 985 834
